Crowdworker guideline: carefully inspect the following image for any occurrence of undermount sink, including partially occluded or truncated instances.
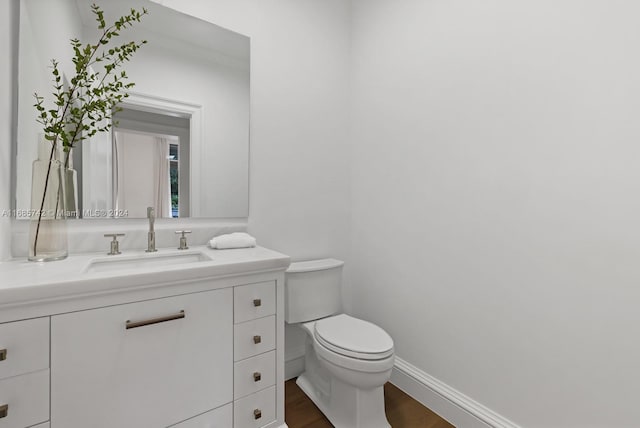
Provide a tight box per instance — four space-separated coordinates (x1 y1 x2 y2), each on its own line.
85 251 212 274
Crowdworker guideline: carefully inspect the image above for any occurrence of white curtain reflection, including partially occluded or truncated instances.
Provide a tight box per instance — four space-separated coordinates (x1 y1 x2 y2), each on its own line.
112 131 173 218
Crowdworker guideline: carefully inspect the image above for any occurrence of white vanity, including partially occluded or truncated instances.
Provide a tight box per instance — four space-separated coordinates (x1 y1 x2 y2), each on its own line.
0 246 290 428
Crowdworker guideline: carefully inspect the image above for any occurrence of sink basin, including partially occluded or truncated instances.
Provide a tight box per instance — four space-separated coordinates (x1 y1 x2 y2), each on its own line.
85 251 212 274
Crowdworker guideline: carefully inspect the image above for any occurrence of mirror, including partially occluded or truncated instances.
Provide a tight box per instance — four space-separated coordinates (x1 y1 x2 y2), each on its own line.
15 0 250 218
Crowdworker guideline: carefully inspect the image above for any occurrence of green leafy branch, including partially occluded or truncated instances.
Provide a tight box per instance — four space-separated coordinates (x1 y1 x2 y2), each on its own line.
33 3 147 167
30 3 147 257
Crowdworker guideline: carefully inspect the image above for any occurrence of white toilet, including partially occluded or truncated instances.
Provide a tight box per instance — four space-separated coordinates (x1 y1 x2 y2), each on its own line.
285 258 395 428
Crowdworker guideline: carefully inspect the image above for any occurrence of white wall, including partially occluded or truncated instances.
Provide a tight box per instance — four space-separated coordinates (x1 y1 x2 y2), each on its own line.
350 1 640 426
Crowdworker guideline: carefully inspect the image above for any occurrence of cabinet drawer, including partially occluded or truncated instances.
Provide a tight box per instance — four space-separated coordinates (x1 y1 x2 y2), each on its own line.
234 316 275 361
0 369 49 428
234 281 275 324
233 386 276 428
0 317 49 380
31 423 49 428
234 351 275 399
51 289 233 428
170 403 232 427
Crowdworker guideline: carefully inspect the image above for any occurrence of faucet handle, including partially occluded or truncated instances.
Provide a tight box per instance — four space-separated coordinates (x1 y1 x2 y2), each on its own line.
104 233 125 255
175 230 192 250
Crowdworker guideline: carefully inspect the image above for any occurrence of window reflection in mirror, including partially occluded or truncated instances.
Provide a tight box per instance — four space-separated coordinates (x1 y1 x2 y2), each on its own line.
111 108 190 219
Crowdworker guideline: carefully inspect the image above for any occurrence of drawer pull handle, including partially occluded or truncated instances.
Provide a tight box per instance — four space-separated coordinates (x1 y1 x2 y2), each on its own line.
0 404 7 419
253 298 262 307
253 371 262 382
253 335 262 344
126 310 185 330
254 409 262 420
0 349 6 361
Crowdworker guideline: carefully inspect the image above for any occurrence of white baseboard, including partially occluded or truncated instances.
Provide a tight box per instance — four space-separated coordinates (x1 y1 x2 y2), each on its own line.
391 357 521 428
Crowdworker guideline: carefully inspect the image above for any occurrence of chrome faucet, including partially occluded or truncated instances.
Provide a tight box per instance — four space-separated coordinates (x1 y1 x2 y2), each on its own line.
146 207 157 252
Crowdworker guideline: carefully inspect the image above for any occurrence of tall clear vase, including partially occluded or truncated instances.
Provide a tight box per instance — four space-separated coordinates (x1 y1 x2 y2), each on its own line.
28 138 68 262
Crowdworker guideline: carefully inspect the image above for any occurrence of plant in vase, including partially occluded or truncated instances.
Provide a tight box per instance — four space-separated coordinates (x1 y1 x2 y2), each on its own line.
29 3 147 261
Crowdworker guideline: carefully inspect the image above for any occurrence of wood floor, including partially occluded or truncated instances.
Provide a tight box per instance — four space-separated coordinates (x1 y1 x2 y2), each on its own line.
285 379 455 428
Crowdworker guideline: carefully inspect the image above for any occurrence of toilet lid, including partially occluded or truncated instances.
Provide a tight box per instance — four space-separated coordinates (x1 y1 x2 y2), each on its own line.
314 314 394 360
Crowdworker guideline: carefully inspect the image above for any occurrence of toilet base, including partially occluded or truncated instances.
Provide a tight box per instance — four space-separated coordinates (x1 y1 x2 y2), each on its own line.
297 336 391 428
296 372 391 428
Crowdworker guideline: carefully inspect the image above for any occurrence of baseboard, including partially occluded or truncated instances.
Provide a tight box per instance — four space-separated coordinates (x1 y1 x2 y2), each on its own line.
391 357 521 428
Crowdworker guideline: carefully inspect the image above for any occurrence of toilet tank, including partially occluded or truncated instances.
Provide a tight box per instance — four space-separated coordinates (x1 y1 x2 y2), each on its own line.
285 258 344 323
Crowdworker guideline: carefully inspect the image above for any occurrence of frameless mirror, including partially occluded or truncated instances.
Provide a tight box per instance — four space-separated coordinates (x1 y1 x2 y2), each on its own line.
15 0 250 218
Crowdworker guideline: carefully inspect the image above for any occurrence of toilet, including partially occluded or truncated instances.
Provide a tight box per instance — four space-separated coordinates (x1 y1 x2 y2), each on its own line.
285 258 395 428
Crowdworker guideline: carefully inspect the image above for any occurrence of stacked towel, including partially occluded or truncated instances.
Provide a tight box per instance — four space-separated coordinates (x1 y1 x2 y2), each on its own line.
208 232 257 249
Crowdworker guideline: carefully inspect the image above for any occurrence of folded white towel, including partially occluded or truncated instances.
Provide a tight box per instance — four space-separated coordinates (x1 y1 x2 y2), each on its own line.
208 232 257 249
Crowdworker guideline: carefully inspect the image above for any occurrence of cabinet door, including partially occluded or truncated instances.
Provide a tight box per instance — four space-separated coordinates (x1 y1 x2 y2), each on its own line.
51 289 233 428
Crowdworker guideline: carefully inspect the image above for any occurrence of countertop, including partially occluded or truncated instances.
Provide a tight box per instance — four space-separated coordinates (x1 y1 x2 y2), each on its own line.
0 246 290 308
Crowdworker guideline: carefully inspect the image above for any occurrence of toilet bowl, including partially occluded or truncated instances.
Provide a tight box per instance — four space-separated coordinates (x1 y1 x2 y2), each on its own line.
286 259 395 428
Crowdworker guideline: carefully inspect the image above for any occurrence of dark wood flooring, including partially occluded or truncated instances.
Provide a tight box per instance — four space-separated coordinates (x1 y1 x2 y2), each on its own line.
285 379 455 428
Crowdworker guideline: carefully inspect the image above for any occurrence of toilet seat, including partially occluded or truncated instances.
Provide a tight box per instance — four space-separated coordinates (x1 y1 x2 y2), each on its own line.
314 314 394 360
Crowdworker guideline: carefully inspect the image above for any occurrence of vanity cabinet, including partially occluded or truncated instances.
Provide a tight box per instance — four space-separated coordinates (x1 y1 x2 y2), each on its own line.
51 289 233 428
0 248 288 428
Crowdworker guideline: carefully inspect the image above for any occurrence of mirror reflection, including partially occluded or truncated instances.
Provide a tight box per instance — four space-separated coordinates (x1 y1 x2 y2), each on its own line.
112 107 190 218
16 0 250 219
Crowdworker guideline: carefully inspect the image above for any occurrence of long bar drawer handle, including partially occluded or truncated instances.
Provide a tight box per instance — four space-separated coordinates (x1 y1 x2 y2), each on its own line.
0 349 6 361
253 372 262 382
0 404 8 419
253 335 262 344
254 409 262 420
126 310 185 330
253 298 262 307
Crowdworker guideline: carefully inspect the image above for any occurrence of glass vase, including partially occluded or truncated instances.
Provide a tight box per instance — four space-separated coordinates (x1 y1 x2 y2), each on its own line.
28 139 68 261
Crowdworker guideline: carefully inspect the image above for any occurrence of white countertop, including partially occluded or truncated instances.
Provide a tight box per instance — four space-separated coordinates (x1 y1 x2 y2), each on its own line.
0 246 290 307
